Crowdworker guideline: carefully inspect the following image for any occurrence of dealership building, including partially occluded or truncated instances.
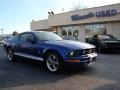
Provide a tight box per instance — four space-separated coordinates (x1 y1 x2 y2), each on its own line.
31 3 120 42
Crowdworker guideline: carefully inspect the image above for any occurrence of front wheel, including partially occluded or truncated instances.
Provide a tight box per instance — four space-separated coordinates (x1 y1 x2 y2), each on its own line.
45 52 64 73
7 48 16 62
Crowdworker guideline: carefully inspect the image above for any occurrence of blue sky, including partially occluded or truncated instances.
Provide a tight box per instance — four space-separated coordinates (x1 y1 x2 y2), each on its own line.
0 0 120 35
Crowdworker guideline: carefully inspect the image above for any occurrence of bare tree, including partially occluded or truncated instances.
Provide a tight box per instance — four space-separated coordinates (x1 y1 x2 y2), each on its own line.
71 1 87 11
12 31 18 36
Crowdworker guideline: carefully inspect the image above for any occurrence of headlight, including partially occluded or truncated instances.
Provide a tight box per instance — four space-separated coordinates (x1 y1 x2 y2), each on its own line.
69 51 74 56
67 50 83 57
68 48 95 56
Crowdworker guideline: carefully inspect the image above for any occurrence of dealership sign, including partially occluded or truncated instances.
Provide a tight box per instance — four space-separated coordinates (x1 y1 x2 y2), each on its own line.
71 9 118 21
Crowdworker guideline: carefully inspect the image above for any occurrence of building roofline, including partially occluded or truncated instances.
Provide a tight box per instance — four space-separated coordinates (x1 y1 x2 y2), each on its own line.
31 19 48 22
49 3 120 16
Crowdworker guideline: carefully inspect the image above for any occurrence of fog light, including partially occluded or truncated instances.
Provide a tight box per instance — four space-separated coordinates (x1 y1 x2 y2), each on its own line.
66 60 80 62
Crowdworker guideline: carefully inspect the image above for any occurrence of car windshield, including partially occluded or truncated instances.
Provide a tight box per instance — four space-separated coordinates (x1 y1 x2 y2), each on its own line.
34 31 63 41
98 35 116 40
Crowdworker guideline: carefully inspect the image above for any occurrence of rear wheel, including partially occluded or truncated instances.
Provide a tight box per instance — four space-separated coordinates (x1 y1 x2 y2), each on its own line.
45 52 64 73
7 48 16 62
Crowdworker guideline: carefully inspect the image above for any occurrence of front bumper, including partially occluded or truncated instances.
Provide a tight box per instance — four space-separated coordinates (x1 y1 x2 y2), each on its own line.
64 53 98 65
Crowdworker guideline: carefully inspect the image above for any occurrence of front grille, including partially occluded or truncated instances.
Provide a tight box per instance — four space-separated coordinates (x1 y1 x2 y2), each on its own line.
68 48 95 57
73 50 83 56
83 48 95 54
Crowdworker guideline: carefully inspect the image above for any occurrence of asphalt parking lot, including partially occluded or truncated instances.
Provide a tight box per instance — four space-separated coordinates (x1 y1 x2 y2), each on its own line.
0 45 120 90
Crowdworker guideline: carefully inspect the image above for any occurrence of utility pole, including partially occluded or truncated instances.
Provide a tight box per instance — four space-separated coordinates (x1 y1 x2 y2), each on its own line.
0 29 4 37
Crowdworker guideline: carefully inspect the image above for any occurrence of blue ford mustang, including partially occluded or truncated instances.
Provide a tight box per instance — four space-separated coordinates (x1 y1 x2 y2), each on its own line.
3 31 97 73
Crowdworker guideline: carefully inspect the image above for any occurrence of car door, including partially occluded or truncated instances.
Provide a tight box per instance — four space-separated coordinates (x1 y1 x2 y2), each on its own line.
17 33 33 54
16 33 41 58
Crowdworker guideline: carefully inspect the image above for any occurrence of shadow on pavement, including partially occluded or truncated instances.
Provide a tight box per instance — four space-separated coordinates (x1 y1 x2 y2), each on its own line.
0 45 120 89
91 83 120 90
0 54 94 88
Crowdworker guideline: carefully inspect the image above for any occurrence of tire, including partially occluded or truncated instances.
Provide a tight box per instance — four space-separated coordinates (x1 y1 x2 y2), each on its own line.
7 48 16 62
45 52 64 73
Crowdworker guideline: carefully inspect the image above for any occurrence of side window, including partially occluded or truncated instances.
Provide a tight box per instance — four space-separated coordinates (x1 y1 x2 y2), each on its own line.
20 34 28 42
35 32 43 41
20 33 34 42
27 34 34 42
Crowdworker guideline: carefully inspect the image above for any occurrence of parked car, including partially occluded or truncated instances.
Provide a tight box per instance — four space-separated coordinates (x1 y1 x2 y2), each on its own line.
3 31 97 73
0 40 4 45
88 34 120 52
0 37 9 45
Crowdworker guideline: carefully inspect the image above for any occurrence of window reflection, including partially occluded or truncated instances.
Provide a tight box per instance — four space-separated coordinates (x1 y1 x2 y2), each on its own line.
85 24 107 42
73 30 78 40
92 24 106 35
68 30 72 35
62 30 67 36
85 24 107 37
61 26 78 41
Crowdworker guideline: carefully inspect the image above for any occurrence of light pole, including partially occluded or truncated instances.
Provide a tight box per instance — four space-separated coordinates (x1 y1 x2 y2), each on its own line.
0 29 4 37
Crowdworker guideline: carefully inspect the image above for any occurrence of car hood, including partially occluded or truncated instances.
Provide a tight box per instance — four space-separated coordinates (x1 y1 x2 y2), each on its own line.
45 40 95 50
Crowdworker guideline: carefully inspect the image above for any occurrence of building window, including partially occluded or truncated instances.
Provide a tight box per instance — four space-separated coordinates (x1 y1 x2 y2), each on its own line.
62 30 67 36
61 26 78 41
85 24 107 37
73 30 78 40
68 30 72 35
85 25 92 38
92 24 107 35
85 24 107 42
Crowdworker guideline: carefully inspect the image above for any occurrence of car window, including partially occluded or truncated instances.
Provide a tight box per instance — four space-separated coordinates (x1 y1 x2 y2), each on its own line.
20 33 34 42
43 32 62 41
34 31 63 41
98 35 110 39
27 34 34 41
63 35 76 40
97 35 117 40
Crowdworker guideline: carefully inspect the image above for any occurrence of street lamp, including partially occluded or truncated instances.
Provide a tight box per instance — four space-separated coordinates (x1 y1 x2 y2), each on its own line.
0 29 4 37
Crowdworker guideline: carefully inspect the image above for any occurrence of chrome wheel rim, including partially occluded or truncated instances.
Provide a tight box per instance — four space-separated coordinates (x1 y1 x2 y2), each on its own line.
47 55 59 72
8 49 13 61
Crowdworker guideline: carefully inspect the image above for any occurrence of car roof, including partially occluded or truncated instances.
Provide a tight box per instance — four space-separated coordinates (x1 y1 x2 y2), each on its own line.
19 31 50 35
20 31 51 34
93 34 114 37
